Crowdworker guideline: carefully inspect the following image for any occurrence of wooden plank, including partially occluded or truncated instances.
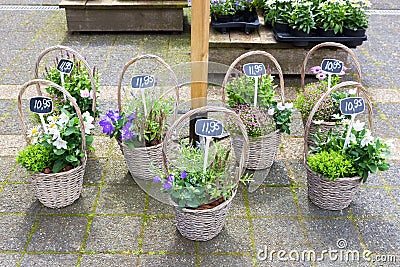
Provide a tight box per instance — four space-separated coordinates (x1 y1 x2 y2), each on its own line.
190 0 209 108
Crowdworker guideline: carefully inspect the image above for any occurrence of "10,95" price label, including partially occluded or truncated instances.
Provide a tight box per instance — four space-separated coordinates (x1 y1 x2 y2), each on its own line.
340 97 365 115
29 96 53 114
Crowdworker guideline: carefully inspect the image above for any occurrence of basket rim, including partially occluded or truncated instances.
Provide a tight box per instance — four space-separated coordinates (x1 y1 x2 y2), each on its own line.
120 140 163 151
305 162 362 183
174 189 236 214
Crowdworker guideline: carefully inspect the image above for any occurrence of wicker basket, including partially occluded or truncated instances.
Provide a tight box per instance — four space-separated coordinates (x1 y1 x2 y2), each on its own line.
163 105 249 241
304 81 372 210
221 50 285 170
117 54 179 181
18 79 87 208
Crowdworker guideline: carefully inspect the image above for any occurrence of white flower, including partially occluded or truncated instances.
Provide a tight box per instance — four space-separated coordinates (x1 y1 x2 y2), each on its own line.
277 102 285 111
267 108 275 116
360 130 374 147
53 137 67 150
80 89 90 98
312 120 324 125
82 111 95 134
348 88 357 95
349 133 357 144
342 119 351 125
353 120 365 132
28 127 40 138
57 112 69 126
48 123 60 140
332 114 344 120
47 115 57 123
285 102 294 109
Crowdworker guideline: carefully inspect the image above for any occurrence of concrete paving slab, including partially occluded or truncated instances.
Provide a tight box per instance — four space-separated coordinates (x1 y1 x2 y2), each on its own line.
80 254 138 267
20 254 79 267
0 215 35 251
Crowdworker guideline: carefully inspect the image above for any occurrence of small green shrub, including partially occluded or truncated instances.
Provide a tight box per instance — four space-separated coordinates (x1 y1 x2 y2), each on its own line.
307 149 356 181
16 144 53 173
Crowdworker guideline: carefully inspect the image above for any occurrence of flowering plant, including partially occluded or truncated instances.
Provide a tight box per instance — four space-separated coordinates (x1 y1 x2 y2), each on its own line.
294 66 348 122
286 1 316 34
153 140 251 209
225 74 294 134
308 119 390 181
344 0 371 30
44 56 100 117
16 109 95 173
210 0 260 16
264 0 293 25
315 0 347 34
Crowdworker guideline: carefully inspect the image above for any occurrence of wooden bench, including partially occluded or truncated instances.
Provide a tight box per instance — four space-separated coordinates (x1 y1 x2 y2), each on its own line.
209 14 349 75
60 0 188 32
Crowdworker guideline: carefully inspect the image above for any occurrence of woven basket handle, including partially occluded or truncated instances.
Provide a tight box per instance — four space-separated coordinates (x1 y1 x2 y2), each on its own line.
300 42 362 89
162 105 249 184
117 54 180 112
221 50 285 105
304 81 372 163
18 79 87 153
34 45 97 116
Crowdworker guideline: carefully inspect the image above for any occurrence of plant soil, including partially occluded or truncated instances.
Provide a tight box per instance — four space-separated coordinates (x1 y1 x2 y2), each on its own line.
43 165 73 174
195 197 224 210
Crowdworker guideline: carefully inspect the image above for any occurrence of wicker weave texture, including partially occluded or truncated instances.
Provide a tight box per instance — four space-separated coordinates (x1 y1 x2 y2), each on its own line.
174 190 235 241
306 165 361 210
122 142 163 181
233 130 280 170
29 160 86 209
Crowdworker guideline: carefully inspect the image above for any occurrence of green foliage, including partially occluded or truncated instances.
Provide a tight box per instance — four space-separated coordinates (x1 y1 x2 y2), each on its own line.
16 144 53 173
308 149 356 181
309 120 390 182
315 0 347 34
44 57 100 117
287 1 316 34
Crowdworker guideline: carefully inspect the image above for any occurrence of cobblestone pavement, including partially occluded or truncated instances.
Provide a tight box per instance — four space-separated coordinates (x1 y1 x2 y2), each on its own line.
0 1 399 266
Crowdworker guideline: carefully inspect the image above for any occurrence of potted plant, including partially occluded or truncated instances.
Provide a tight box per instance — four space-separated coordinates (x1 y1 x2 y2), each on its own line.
225 73 294 170
264 0 293 32
287 1 316 36
153 106 251 241
315 0 347 36
305 119 390 210
343 0 371 36
210 0 260 22
17 80 95 208
295 65 349 145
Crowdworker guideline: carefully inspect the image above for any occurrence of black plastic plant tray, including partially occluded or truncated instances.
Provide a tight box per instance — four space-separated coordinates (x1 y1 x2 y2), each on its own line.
211 19 260 35
273 30 367 48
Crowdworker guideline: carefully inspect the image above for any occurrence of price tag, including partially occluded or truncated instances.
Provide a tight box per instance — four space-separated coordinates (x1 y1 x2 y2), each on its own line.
131 75 155 89
29 96 53 114
243 63 266 77
195 119 223 137
321 59 344 74
57 59 74 74
340 97 365 115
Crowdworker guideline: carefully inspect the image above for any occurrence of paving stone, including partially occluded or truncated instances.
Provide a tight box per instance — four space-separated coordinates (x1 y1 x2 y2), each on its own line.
355 219 400 254
369 89 400 103
377 103 400 119
85 216 142 252
380 162 400 185
0 254 20 266
261 160 291 185
7 163 28 182
83 158 107 185
389 188 400 206
20 254 78 267
361 171 383 186
286 160 307 186
296 187 350 217
0 184 37 213
80 254 138 266
142 217 196 253
351 188 399 217
0 216 35 251
138 254 195 267
248 187 298 217
228 185 247 216
28 216 87 252
0 157 16 182
146 197 174 215
372 119 399 138
198 254 253 267
197 217 252 253
95 185 146 215
277 137 303 161
103 158 136 185
388 118 400 136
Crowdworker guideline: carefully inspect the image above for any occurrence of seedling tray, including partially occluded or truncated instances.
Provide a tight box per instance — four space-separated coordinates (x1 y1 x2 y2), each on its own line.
273 30 367 47
211 19 260 35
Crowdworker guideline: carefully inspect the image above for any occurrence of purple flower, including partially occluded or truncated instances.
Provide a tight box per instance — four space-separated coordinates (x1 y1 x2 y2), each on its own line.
277 102 285 111
121 121 135 140
153 176 161 183
180 170 187 179
268 108 275 116
163 181 172 190
127 112 135 122
99 118 115 135
106 110 122 123
167 174 174 182
316 72 327 81
310 66 321 74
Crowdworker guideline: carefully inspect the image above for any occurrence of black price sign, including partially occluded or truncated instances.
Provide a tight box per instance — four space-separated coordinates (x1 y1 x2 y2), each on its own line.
340 97 365 115
321 59 344 74
57 59 74 74
195 119 223 137
243 63 266 77
131 75 155 89
30 96 53 114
